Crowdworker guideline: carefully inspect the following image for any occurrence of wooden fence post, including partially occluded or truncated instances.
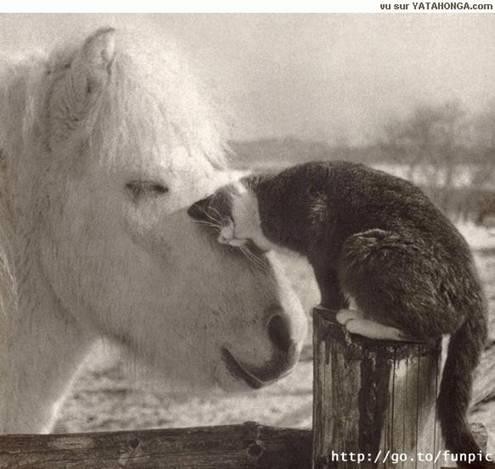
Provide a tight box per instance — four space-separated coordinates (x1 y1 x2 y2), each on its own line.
312 305 447 469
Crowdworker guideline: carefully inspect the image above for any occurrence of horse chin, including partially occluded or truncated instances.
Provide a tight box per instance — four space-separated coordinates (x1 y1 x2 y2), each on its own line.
220 348 266 390
219 347 294 391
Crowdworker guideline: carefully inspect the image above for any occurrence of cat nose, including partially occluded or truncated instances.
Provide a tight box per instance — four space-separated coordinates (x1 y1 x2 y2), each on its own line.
218 233 230 245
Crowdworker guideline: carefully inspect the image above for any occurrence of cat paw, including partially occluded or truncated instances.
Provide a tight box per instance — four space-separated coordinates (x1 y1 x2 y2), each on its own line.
336 309 414 342
336 308 365 325
346 319 412 341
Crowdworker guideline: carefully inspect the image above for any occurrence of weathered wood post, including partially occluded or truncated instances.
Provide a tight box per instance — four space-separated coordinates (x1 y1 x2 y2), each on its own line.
312 305 448 469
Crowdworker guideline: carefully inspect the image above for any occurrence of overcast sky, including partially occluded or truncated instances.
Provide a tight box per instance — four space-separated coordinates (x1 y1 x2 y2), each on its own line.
1 14 494 144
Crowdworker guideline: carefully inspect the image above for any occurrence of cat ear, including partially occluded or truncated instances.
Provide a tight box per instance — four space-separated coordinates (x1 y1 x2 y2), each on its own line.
187 195 213 222
48 28 116 146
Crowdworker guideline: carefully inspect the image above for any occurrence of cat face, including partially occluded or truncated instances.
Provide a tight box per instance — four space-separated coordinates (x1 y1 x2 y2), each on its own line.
222 187 279 252
188 180 278 252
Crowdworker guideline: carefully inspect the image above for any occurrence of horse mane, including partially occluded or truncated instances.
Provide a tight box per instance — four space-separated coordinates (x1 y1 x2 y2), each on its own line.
0 27 231 334
79 29 228 170
1 28 229 165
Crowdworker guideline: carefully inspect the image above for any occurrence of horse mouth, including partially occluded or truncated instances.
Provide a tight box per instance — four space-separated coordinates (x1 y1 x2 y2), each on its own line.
221 348 267 389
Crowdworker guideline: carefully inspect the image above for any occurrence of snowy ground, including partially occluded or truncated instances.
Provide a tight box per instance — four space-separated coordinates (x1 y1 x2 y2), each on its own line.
458 222 495 250
56 222 495 454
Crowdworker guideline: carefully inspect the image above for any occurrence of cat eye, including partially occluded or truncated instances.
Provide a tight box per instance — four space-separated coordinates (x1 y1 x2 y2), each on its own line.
126 181 170 200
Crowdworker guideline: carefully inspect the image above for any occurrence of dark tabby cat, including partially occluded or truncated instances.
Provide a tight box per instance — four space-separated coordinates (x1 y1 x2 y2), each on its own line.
188 161 490 468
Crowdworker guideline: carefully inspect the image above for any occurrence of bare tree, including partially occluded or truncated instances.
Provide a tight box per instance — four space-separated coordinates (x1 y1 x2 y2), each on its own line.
380 101 471 216
464 102 495 223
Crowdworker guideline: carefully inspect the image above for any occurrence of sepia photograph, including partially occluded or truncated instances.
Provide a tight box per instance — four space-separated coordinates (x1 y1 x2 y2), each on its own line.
0 7 494 468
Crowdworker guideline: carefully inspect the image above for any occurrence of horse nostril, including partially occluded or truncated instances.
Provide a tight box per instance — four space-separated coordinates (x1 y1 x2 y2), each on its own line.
268 313 293 353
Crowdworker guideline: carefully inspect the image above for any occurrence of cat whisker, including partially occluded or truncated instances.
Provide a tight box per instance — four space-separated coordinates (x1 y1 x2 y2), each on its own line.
201 209 222 227
193 219 221 231
206 205 224 221
240 245 268 272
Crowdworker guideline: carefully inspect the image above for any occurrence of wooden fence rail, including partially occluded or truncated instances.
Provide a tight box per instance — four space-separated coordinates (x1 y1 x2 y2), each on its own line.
0 424 312 469
0 305 487 468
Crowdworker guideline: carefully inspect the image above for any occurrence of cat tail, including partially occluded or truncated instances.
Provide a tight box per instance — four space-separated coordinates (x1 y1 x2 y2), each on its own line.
438 305 491 468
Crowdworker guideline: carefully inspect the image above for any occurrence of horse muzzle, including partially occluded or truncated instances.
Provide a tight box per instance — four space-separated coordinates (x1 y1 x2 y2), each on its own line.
221 312 301 389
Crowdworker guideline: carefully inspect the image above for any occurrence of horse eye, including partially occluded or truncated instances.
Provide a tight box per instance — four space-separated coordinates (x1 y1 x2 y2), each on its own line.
126 181 170 200
149 183 169 195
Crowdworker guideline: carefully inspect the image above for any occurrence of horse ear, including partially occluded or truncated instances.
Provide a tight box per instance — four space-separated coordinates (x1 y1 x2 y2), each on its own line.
78 27 116 94
48 28 116 145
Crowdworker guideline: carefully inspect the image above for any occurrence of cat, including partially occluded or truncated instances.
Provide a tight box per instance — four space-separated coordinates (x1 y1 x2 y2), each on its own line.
188 161 490 468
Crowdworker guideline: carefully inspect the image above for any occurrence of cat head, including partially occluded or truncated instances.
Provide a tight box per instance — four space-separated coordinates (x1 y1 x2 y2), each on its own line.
187 177 279 252
188 167 325 255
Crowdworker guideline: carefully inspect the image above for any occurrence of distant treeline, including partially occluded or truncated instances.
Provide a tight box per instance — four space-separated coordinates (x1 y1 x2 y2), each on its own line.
229 100 495 221
229 138 383 169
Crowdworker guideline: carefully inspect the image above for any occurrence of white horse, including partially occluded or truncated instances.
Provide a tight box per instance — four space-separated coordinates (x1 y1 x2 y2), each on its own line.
0 27 307 433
